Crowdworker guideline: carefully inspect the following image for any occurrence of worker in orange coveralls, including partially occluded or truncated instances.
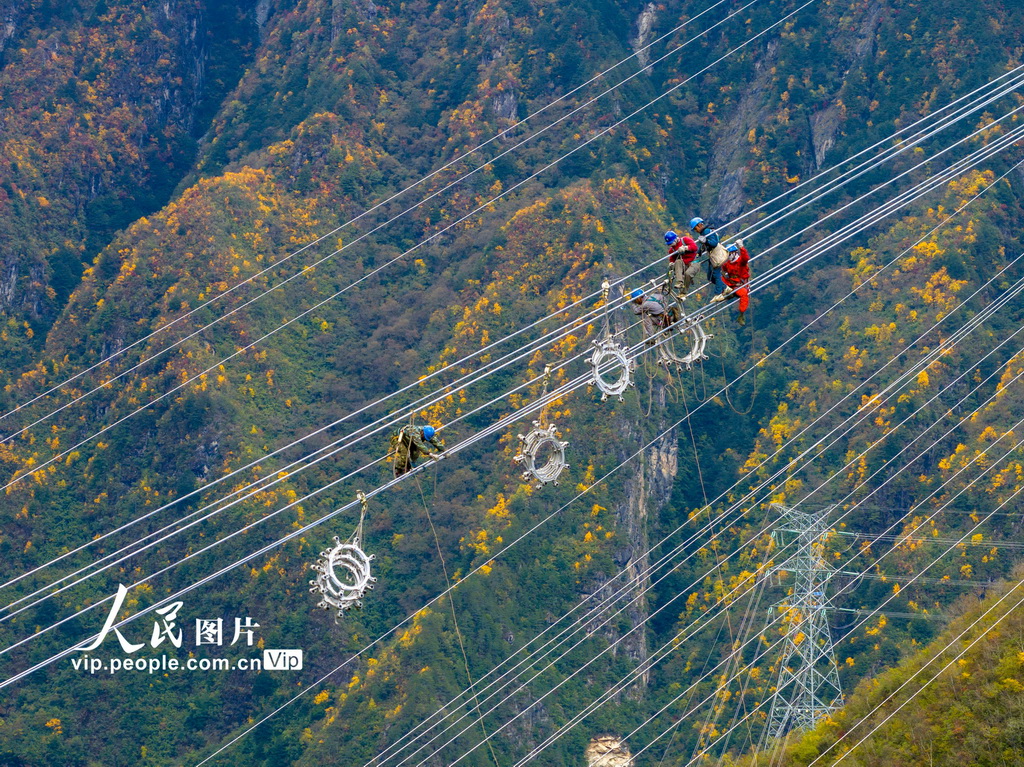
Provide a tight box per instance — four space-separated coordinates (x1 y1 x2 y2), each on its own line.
713 240 750 325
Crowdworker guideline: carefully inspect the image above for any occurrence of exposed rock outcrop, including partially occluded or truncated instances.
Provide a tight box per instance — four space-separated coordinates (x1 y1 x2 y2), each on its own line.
809 102 846 169
585 735 634 767
714 167 748 223
584 384 678 697
0 6 21 60
704 40 778 220
807 0 882 168
631 4 657 70
255 0 273 37
493 88 518 121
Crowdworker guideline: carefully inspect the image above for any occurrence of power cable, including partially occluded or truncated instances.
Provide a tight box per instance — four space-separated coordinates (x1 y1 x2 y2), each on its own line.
194 240 1024 765
12 115 1018 621
0 0 743 426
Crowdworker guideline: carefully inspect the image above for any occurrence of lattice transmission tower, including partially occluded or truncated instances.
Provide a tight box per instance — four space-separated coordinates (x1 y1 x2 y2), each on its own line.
764 503 843 737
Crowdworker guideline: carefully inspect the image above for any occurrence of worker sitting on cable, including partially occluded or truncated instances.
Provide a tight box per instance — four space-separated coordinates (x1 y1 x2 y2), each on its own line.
630 288 674 341
713 240 750 325
665 230 700 298
689 217 728 298
390 424 444 477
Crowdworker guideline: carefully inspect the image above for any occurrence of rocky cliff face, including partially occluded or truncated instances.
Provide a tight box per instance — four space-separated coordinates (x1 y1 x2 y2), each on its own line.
0 0 26 61
705 0 888 220
583 382 678 697
631 3 657 70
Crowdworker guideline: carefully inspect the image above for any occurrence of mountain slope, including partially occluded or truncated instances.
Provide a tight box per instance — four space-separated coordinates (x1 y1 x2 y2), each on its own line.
731 570 1024 767
0 0 260 371
2 1 1024 765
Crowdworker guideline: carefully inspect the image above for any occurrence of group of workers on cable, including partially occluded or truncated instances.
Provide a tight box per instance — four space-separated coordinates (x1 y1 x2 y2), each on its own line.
389 218 751 478
631 216 750 333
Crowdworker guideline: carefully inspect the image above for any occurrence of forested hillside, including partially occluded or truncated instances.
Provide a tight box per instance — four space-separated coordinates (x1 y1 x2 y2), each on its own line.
1 0 1023 765
0 0 261 370
733 570 1024 766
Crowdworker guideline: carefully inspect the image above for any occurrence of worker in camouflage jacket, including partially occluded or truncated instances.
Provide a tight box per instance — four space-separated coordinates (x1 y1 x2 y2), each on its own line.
391 425 444 477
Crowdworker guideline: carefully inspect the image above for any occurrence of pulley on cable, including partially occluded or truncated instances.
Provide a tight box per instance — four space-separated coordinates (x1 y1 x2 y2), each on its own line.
514 364 569 486
656 312 711 370
631 280 712 371
310 490 376 619
588 279 634 402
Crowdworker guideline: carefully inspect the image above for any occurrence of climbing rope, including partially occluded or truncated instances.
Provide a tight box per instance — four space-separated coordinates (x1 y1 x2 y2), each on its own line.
720 345 759 416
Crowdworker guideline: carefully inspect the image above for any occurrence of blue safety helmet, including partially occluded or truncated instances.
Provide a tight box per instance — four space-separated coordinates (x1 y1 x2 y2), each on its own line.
630 288 644 300
422 425 436 440
689 216 704 230
726 244 739 253
664 230 678 245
